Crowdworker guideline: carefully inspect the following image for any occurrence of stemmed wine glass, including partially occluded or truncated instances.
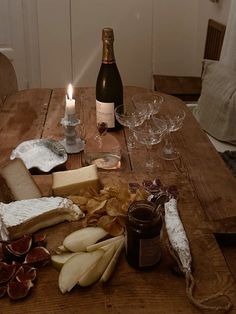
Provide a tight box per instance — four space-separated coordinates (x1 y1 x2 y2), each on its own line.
132 92 164 119
115 104 147 149
153 107 186 160
132 118 167 168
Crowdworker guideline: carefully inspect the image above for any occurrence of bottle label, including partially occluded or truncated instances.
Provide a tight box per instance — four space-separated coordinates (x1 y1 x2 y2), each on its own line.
139 236 161 267
96 100 115 128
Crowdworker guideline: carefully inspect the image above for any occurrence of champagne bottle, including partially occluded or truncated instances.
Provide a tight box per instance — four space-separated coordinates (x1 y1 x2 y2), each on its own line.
96 28 123 131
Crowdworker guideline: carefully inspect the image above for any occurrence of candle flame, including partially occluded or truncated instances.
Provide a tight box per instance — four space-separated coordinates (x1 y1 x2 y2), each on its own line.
67 84 73 100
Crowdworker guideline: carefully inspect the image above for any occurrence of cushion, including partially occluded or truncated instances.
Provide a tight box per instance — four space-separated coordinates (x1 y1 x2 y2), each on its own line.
193 61 236 144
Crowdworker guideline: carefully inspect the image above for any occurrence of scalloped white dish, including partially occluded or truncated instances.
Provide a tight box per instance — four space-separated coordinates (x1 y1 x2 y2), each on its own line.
10 139 67 172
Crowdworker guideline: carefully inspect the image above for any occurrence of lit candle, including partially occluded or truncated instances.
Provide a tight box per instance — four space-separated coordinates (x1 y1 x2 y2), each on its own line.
65 83 76 116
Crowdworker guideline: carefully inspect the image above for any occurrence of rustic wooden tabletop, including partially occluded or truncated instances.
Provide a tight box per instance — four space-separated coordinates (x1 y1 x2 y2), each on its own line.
0 86 236 313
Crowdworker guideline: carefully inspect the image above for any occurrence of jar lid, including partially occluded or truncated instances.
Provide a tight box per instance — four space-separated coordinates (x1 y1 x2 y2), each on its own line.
127 200 161 227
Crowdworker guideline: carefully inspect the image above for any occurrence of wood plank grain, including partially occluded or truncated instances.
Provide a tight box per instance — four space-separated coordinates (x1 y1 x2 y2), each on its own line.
1 87 236 313
0 89 52 165
2 172 235 313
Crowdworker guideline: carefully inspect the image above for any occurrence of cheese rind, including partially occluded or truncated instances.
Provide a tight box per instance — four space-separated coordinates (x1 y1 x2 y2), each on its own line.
0 158 42 201
0 175 14 203
0 197 84 240
52 164 101 197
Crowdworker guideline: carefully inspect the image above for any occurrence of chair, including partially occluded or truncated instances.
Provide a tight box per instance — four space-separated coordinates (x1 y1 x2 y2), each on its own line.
153 19 226 101
0 52 18 102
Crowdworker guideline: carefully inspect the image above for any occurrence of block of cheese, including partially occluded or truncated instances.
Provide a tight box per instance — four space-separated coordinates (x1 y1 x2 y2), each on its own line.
52 164 101 197
0 197 84 241
0 158 42 201
0 174 15 203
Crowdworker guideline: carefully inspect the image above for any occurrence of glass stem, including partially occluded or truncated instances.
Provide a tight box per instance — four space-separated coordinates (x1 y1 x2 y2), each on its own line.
146 144 154 167
127 127 135 149
163 132 174 155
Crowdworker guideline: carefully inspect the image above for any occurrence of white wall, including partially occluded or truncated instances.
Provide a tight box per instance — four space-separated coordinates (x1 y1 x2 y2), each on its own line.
153 0 199 77
153 0 230 77
0 0 28 89
0 0 231 89
70 0 153 88
37 0 72 88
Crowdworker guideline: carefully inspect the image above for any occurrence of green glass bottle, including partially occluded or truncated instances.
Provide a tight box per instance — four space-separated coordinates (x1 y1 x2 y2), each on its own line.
96 28 123 131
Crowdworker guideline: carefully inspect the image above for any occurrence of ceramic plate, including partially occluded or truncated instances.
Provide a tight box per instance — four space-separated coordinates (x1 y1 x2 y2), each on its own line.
10 139 67 172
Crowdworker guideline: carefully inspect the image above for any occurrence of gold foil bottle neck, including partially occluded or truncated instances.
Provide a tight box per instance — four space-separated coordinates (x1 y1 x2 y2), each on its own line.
102 28 114 42
101 28 115 64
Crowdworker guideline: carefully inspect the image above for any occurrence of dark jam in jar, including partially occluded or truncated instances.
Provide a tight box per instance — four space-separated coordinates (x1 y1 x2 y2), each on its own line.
125 200 162 270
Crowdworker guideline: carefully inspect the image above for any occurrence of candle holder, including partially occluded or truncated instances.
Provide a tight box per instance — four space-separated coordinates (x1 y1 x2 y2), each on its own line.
60 114 85 154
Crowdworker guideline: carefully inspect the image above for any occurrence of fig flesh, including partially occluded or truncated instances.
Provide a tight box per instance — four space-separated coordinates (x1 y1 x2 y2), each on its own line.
25 247 50 267
6 234 32 257
0 262 17 284
0 285 6 298
33 234 47 247
7 279 33 300
15 265 37 282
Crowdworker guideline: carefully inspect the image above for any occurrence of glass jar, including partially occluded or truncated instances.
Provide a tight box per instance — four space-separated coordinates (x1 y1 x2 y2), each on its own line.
125 200 162 270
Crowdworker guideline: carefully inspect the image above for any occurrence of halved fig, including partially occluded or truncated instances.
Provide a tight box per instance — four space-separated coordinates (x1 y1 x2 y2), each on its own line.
2 244 21 263
15 265 37 282
24 247 51 268
6 235 32 257
0 262 17 284
7 279 33 300
0 243 4 262
0 285 6 298
33 234 47 247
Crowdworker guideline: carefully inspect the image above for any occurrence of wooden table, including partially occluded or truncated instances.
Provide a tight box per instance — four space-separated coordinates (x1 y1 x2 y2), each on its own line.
1 86 236 313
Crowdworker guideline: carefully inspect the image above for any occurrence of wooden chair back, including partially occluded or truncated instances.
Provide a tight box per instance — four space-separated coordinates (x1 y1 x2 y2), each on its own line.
203 19 226 61
0 52 18 102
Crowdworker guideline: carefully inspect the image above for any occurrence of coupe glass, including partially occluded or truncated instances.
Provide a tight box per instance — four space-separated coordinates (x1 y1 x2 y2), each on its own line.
154 107 186 160
115 104 147 149
132 117 167 168
132 92 164 119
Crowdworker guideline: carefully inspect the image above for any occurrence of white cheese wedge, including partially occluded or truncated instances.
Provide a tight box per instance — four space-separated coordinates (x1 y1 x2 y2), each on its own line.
52 164 101 197
0 197 84 241
0 158 42 201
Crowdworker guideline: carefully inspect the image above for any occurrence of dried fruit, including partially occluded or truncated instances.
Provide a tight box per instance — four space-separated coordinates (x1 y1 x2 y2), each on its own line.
0 234 49 301
7 279 33 300
0 285 6 298
33 234 47 247
15 265 37 282
24 247 50 267
6 234 32 257
0 262 17 284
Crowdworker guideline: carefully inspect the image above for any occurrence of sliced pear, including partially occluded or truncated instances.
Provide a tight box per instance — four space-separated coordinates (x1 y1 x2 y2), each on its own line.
55 245 70 254
58 250 104 293
51 252 79 271
78 247 115 287
86 235 124 252
100 238 124 283
100 237 124 252
63 227 108 252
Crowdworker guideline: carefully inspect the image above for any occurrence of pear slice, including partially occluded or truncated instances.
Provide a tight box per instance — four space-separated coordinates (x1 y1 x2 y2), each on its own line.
78 247 115 287
100 238 124 283
100 237 124 252
51 252 79 271
63 227 108 252
55 245 70 254
58 250 104 293
86 235 124 252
